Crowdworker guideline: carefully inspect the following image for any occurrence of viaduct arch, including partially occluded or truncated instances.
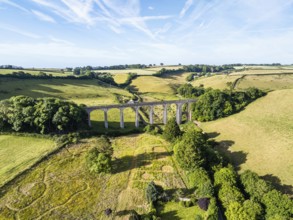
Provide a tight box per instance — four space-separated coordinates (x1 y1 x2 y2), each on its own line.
85 99 196 129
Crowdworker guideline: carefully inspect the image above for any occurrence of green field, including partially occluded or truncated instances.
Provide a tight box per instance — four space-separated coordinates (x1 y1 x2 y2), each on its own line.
96 66 181 76
0 134 207 219
236 74 293 91
0 77 132 106
0 69 72 77
201 89 293 189
0 135 56 187
192 75 241 90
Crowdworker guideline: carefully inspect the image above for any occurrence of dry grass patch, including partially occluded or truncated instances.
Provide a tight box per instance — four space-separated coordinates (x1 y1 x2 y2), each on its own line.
201 89 293 189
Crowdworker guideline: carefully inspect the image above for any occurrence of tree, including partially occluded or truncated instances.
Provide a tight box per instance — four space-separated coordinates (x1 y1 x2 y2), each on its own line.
262 189 293 219
160 63 164 66
187 168 214 197
73 67 81 75
163 118 181 142
218 185 245 208
174 130 206 170
214 167 237 188
86 147 111 174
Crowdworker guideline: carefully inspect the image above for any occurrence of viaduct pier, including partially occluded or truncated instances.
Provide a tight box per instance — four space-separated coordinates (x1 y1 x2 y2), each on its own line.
85 99 196 129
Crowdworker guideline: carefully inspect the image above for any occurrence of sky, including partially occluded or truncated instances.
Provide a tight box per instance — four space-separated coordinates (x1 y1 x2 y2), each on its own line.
0 0 293 67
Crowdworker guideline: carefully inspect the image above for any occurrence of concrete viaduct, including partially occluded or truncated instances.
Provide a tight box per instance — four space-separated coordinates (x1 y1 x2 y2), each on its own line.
85 99 196 129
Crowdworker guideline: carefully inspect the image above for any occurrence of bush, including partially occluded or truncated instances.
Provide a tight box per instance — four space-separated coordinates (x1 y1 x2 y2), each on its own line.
162 118 181 142
262 189 293 219
86 147 111 174
187 168 213 198
214 167 237 188
174 130 207 170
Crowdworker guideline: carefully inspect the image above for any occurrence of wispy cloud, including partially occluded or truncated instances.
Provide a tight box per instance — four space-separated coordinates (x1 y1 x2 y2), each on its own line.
32 10 56 23
180 0 193 18
30 0 172 39
0 23 40 39
0 0 29 12
148 6 154 10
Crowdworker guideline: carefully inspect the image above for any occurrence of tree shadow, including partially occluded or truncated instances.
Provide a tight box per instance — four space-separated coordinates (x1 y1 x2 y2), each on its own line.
261 174 293 195
112 151 170 174
206 132 220 138
159 210 180 220
216 140 248 171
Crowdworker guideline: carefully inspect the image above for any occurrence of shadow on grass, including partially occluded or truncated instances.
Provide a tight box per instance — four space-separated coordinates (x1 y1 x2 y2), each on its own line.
159 210 180 220
261 174 293 195
112 151 170 174
215 140 248 171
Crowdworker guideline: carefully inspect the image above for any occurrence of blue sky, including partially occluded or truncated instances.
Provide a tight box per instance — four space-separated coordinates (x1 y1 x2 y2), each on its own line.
0 0 293 67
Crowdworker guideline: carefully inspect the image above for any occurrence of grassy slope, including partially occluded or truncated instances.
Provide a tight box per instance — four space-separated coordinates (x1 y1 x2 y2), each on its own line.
0 135 55 187
201 89 293 187
0 134 204 219
0 69 72 77
0 78 136 130
192 75 241 90
236 74 293 91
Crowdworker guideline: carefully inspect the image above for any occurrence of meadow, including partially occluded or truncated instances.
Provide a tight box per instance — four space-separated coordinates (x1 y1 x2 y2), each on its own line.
0 69 72 77
0 135 56 187
201 89 293 190
96 65 181 76
0 134 206 219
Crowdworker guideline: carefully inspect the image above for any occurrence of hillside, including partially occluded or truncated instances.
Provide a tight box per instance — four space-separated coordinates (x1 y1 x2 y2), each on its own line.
0 134 207 219
201 89 293 192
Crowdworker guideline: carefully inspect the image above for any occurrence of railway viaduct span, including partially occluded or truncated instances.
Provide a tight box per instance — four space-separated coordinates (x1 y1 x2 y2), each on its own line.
85 99 196 129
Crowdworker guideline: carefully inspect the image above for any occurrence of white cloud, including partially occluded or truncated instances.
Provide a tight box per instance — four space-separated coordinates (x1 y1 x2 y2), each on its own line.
32 10 56 23
180 0 193 18
148 6 154 10
0 0 29 12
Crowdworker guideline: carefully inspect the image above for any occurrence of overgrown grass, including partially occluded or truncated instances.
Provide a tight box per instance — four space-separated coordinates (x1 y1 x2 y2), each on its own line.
201 89 293 188
0 135 56 187
0 134 204 219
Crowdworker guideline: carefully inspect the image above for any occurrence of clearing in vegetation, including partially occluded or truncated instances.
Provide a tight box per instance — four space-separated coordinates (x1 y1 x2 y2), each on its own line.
0 134 207 219
201 89 293 190
0 135 56 187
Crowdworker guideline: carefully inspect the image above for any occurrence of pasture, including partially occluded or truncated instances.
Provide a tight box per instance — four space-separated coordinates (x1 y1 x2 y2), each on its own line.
0 135 56 187
201 89 293 190
96 65 181 76
0 134 207 219
0 69 72 77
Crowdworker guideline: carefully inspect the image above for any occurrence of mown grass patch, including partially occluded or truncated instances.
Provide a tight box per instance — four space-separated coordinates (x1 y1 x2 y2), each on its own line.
0 135 56 187
201 89 293 188
158 201 205 219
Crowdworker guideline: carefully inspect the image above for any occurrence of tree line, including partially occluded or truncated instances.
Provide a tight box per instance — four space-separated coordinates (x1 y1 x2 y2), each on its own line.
178 84 265 121
0 71 117 85
0 96 88 134
162 119 293 219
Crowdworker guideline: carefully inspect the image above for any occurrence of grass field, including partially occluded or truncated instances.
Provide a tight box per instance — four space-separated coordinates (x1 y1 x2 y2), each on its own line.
0 135 56 187
201 89 293 191
113 73 129 84
0 77 132 106
96 66 181 76
0 69 72 77
191 75 241 90
0 134 206 219
235 74 293 91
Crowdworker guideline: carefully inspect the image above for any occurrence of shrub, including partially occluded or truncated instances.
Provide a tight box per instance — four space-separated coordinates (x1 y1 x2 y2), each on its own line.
187 168 213 198
162 118 181 142
262 189 293 219
214 167 237 188
218 185 245 208
86 147 111 174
